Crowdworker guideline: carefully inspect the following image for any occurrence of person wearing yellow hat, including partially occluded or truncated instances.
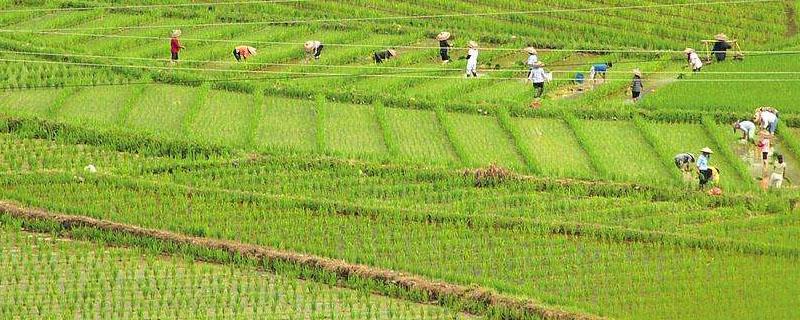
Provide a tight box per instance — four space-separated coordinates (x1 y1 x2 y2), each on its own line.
436 32 452 64
684 48 703 72
697 147 714 189
712 33 732 62
304 40 323 60
465 41 479 78
233 46 257 62
169 29 185 65
373 49 397 64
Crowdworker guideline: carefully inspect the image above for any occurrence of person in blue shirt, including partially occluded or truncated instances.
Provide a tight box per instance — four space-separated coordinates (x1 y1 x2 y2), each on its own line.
589 62 613 86
697 147 714 189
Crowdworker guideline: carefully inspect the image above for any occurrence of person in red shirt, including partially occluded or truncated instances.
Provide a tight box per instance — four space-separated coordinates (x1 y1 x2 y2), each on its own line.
170 30 185 64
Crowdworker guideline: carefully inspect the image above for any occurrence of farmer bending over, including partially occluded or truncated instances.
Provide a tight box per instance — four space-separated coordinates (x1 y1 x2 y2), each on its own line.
233 46 257 61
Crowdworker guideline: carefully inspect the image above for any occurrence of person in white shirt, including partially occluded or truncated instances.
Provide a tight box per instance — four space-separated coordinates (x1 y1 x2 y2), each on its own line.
756 108 778 134
697 147 714 189
684 48 703 72
466 41 479 78
304 41 323 60
528 61 547 99
770 154 787 188
733 120 756 141
524 47 538 78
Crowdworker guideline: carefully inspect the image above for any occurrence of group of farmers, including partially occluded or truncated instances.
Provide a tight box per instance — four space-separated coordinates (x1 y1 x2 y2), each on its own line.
674 106 786 192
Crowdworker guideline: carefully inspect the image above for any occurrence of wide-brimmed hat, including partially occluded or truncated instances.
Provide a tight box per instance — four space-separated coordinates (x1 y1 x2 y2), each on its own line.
247 47 257 55
701 147 714 154
523 47 537 55
468 41 478 48
632 68 642 76
436 32 451 41
684 48 695 54
715 33 729 41
387 49 398 57
303 41 316 51
171 29 182 37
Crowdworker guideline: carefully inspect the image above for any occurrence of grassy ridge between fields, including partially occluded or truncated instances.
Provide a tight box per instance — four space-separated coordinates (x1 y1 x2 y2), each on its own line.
0 201 601 320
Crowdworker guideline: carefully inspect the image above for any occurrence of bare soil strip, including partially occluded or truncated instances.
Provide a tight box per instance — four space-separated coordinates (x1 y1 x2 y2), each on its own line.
787 1 798 37
0 201 603 320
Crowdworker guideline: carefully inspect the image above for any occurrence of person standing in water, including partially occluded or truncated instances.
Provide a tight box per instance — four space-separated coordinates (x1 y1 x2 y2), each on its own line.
465 41 479 78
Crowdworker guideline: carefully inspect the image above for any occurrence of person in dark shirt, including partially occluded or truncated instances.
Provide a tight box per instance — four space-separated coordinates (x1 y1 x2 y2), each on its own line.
631 69 643 102
373 49 397 64
436 32 452 63
712 33 732 62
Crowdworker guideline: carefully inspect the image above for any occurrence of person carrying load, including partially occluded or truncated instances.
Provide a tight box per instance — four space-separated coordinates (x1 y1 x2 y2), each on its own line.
233 46 257 62
170 29 185 65
697 147 714 190
712 33 732 62
465 41 479 78
589 62 612 86
685 48 703 72
733 120 756 141
304 41 323 60
674 153 695 179
436 32 452 64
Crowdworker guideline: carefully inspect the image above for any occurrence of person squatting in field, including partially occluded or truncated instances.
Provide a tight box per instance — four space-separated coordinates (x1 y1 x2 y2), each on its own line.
304 41 324 60
169 30 185 64
528 61 547 99
684 48 703 72
465 41 479 78
232 46 257 61
437 32 452 64
697 147 714 189
674 152 695 179
373 49 397 64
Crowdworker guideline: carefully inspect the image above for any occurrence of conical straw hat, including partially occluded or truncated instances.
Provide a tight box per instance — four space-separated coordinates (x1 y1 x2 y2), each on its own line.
436 32 451 41
304 41 316 51
468 41 478 48
523 47 537 54
388 49 398 57
701 147 714 154
632 68 642 76
248 47 257 55
684 48 695 54
715 33 728 41
171 29 181 37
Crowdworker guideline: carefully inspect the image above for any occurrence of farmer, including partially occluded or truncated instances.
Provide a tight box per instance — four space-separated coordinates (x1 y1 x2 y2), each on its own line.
685 48 703 72
755 107 778 135
304 40 323 60
436 32 452 64
770 154 787 188
758 131 772 173
631 69 643 102
733 120 756 141
712 33 732 62
373 49 397 64
528 61 547 99
170 29 185 64
465 41 479 78
697 147 714 189
232 46 257 62
589 62 612 86
524 47 538 79
674 152 695 179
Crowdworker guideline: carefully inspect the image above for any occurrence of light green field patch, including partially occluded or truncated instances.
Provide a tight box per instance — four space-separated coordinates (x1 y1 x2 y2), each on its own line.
0 89 62 117
323 103 386 157
58 87 135 127
190 90 253 147
125 85 196 138
513 117 594 178
580 120 670 183
256 97 316 152
448 113 525 169
646 122 745 188
385 108 457 164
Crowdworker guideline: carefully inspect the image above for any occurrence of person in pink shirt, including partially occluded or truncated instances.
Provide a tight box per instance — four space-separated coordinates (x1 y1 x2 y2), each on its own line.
757 131 772 176
170 30 185 64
